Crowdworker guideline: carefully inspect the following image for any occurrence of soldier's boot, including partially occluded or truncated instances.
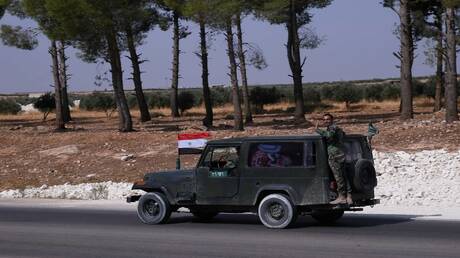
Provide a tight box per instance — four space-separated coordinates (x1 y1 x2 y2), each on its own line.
330 194 347 205
346 193 353 205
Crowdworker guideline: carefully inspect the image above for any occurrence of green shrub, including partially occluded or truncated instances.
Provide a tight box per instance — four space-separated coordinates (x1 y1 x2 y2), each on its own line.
34 93 55 120
421 78 437 99
318 85 335 101
178 91 195 114
277 86 293 102
303 86 321 103
332 84 364 110
250 86 282 113
364 84 385 102
0 99 21 115
381 84 400 100
126 94 138 109
413 80 426 97
180 90 202 107
146 92 170 109
79 92 116 118
211 87 232 107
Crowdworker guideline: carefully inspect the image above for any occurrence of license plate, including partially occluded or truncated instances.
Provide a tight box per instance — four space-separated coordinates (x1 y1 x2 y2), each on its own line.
209 171 228 177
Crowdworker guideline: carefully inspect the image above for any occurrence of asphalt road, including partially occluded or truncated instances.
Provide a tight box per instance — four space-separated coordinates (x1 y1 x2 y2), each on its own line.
0 205 459 258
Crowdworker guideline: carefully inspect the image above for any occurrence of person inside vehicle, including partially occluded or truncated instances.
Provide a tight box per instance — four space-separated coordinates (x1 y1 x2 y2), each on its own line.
250 144 292 167
315 113 352 205
216 147 240 170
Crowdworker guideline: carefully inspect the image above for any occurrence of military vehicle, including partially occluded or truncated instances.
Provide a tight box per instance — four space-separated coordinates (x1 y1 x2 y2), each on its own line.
127 135 379 229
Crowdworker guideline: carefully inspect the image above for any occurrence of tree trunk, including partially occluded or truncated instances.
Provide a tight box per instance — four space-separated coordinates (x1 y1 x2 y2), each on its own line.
50 40 65 131
399 0 414 120
225 19 244 131
126 26 151 122
434 12 444 112
106 31 133 132
170 11 180 118
235 14 253 125
57 41 71 122
445 7 459 123
287 0 306 122
199 20 213 128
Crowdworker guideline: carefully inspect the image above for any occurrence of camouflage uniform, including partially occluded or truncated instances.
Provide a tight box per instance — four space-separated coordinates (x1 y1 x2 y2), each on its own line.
316 124 350 197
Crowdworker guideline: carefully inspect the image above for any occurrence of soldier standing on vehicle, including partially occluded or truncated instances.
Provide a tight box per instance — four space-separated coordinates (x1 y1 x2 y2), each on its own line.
315 113 352 205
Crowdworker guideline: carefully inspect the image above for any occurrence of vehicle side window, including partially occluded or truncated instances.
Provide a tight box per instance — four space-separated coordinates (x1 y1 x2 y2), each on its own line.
344 140 363 162
202 146 239 170
305 141 316 167
248 142 304 168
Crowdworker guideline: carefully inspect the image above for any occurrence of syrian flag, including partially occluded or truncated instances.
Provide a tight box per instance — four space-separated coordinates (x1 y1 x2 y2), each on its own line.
178 132 210 155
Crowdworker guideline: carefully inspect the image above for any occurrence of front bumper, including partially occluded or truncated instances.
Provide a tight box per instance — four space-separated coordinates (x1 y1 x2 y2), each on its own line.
126 195 141 203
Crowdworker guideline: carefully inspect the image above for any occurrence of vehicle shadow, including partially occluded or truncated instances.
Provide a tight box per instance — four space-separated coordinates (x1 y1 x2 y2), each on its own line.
293 213 442 229
168 212 442 229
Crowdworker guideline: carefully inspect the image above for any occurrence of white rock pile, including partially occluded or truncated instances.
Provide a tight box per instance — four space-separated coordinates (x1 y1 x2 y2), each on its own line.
0 150 459 208
374 150 460 208
0 182 141 200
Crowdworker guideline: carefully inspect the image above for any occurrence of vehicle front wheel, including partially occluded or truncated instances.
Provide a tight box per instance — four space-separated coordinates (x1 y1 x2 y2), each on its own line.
311 210 344 224
137 192 171 225
258 194 297 229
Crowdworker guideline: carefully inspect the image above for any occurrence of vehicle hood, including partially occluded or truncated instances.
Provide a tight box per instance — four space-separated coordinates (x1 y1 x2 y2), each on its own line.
145 169 194 181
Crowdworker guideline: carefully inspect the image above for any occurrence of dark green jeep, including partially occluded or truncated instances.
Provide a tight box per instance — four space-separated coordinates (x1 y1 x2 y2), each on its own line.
127 135 379 229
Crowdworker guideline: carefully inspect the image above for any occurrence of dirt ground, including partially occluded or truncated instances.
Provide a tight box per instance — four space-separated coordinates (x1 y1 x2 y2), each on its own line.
1 99 459 191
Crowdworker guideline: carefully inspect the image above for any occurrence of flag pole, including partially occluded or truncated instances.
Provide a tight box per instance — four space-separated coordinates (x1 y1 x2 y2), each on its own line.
176 134 181 169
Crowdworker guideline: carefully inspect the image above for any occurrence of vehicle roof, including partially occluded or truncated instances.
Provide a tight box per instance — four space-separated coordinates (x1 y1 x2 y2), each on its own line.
208 134 366 145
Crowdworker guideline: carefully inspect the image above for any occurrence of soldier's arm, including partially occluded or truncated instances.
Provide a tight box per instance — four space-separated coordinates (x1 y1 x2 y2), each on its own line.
316 128 334 138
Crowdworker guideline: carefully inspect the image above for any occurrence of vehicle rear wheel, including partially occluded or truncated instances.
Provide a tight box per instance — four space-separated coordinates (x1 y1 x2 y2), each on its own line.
311 210 344 224
258 194 297 229
137 192 171 225
191 211 219 221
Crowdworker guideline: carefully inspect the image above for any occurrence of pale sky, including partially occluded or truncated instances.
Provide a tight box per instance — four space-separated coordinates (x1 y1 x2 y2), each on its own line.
0 0 442 94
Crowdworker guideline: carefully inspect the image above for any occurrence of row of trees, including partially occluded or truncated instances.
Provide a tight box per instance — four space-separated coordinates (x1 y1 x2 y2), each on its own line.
4 78 444 117
1 0 459 132
384 0 459 122
0 0 334 132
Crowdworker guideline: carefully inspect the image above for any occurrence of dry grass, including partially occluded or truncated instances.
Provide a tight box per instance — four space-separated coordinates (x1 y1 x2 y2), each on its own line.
0 111 43 121
0 97 449 123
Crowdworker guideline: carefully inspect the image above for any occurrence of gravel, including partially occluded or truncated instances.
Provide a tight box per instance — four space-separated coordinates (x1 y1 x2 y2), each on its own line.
1 150 459 209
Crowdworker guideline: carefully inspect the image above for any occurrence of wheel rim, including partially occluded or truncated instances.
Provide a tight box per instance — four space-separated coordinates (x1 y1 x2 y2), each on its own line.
269 203 285 220
143 199 160 217
259 196 294 228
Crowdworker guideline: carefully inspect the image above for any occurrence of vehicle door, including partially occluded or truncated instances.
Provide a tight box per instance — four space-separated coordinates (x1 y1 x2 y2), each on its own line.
195 145 240 205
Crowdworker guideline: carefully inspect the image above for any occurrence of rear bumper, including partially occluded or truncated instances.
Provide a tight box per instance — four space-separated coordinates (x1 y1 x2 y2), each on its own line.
126 195 141 203
303 199 380 213
354 198 380 206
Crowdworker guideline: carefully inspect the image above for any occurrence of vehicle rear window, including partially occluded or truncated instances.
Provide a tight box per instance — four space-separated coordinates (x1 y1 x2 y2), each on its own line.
344 140 363 162
248 142 304 167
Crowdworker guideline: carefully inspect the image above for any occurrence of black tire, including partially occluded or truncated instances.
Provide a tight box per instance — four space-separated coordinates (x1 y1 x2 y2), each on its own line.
137 192 171 225
311 210 344 224
191 211 219 221
353 159 377 193
258 194 297 229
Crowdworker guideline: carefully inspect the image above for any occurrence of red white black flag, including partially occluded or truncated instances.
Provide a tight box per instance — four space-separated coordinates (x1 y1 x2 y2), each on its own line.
178 132 210 155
